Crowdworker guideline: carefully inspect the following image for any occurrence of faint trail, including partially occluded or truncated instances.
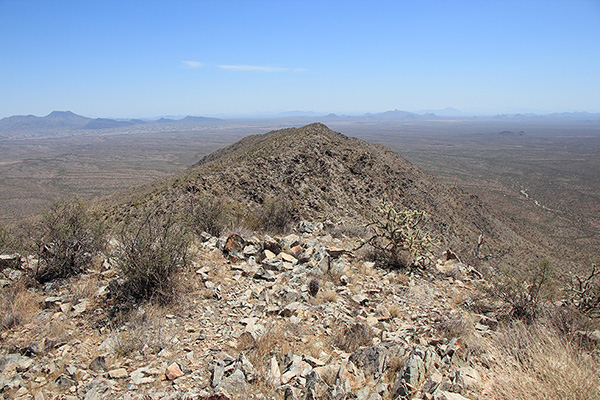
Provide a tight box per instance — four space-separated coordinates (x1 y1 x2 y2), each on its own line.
520 189 559 212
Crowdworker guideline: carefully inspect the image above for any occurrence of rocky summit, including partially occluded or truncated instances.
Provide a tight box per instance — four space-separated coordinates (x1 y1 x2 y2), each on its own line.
105 123 539 270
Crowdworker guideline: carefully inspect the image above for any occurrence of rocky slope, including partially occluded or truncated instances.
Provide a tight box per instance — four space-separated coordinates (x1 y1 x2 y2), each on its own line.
103 123 539 270
1 223 513 400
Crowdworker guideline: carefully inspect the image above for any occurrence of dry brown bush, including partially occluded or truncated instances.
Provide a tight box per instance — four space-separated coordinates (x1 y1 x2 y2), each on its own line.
0 283 41 332
34 198 105 283
115 207 190 304
488 320 600 400
333 321 373 353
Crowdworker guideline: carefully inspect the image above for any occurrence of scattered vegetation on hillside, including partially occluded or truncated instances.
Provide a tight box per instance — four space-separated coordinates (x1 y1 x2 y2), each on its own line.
34 197 104 283
360 200 439 268
257 196 296 233
186 195 226 237
114 206 190 304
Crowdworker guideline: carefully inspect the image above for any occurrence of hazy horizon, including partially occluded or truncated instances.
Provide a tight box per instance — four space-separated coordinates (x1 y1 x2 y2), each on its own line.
1 0 599 119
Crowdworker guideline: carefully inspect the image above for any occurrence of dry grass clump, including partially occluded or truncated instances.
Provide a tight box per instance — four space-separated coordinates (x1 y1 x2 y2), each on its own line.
0 283 41 331
436 313 472 339
111 305 167 358
238 323 288 377
487 320 600 400
333 322 373 353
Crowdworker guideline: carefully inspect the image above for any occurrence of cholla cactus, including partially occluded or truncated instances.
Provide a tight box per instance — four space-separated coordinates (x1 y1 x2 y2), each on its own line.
362 200 439 268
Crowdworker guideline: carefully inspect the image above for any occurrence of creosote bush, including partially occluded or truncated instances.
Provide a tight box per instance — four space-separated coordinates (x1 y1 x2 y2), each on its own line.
187 195 226 237
360 200 438 268
566 264 600 318
34 198 104 283
258 196 295 233
116 207 190 304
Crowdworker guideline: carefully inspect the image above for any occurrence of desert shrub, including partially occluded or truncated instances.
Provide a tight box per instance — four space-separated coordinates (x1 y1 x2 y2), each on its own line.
116 207 190 304
494 258 553 323
333 322 373 353
258 196 295 233
566 264 600 318
187 195 226 237
34 198 104 283
0 224 16 253
359 200 438 268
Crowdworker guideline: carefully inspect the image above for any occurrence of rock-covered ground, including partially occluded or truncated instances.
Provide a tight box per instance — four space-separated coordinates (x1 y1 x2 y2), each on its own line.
0 221 512 400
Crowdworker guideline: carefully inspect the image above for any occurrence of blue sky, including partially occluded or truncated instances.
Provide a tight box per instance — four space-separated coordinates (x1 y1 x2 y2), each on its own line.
1 0 599 118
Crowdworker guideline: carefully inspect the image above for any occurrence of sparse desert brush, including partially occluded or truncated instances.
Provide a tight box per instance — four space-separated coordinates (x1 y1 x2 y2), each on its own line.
111 305 166 357
488 320 600 400
493 258 553 323
186 195 226 237
115 206 190 304
33 197 105 283
258 195 296 234
70 273 101 304
0 283 41 332
333 321 373 353
0 224 16 254
359 200 439 269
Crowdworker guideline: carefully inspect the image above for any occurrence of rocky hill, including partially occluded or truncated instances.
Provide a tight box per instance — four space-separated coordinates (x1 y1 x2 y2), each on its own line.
0 123 598 400
105 123 540 270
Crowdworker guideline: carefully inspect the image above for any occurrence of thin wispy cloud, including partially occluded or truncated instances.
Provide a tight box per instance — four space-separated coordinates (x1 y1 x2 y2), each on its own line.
182 61 204 68
218 65 288 72
181 61 305 72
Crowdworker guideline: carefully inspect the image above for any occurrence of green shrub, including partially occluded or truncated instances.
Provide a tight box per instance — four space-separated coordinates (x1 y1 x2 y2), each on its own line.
116 207 189 304
360 200 438 268
34 198 104 283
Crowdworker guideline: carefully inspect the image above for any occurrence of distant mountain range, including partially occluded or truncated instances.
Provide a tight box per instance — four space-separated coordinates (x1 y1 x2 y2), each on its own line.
1 109 599 140
0 111 222 139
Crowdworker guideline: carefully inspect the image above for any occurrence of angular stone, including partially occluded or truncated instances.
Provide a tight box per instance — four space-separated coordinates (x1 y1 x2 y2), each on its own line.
349 345 389 380
268 356 281 386
243 245 260 257
254 267 275 281
0 254 20 270
297 221 315 233
224 234 245 254
352 294 369 305
375 304 392 320
108 368 128 379
457 367 480 390
165 362 184 380
280 302 301 317
218 368 246 394
433 391 472 400
279 252 298 265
